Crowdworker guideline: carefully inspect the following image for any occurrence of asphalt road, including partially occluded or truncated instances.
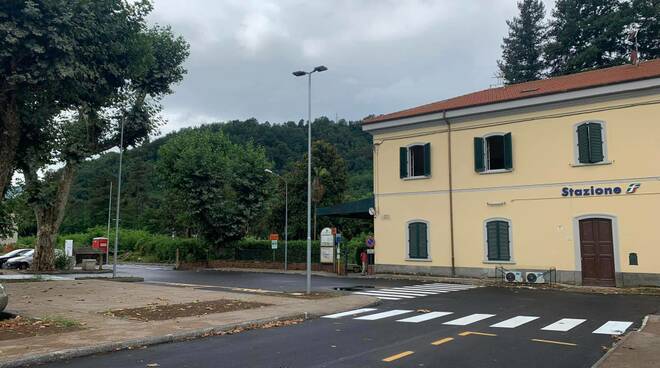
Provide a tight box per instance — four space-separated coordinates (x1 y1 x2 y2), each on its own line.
41 273 660 368
112 263 417 292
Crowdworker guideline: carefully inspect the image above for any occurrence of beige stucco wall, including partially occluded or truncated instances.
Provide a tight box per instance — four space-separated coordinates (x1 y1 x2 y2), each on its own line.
370 89 660 283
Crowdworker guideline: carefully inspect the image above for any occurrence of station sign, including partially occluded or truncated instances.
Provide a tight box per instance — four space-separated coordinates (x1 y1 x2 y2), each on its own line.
561 183 641 197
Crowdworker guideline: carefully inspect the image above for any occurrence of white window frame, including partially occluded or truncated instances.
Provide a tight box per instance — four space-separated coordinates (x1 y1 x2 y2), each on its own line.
483 218 514 264
405 219 431 261
572 120 611 166
481 132 512 174
403 143 430 180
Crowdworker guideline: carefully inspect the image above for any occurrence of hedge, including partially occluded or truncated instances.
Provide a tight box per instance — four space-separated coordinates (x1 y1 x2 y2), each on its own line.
14 227 372 265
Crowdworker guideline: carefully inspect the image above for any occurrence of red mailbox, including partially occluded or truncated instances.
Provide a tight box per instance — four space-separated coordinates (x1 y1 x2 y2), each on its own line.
92 237 109 253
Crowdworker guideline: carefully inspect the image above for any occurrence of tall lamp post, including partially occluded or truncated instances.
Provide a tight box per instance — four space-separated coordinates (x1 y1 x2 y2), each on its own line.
112 117 125 278
265 169 288 271
292 65 327 294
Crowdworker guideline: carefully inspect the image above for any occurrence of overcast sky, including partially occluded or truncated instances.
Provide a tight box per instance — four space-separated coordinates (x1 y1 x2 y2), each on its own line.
148 0 555 134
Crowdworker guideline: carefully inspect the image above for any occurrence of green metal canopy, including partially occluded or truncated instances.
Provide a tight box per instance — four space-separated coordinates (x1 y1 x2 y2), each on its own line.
317 197 374 219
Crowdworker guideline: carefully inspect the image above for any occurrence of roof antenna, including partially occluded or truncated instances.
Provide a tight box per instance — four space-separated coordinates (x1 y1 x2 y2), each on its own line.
627 28 640 66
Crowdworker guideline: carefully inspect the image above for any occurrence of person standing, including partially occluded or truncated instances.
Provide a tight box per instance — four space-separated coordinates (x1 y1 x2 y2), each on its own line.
360 250 368 276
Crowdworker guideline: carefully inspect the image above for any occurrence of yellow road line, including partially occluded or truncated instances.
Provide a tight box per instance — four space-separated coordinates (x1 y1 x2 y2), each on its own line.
531 338 577 347
431 337 454 346
382 351 414 362
458 331 497 337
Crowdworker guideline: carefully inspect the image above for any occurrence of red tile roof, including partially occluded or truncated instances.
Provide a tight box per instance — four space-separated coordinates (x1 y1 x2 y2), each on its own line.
364 59 660 124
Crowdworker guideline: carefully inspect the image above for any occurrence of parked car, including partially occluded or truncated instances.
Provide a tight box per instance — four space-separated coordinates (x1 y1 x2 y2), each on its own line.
4 250 34 270
0 284 7 312
0 249 31 268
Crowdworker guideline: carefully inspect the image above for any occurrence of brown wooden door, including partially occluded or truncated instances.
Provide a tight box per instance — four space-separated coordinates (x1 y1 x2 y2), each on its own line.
579 218 615 286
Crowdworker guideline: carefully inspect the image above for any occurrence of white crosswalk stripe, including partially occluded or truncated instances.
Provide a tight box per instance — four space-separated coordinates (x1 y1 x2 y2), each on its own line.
374 289 434 296
443 313 496 325
396 311 453 323
490 316 539 328
324 308 633 336
593 321 633 335
541 318 587 332
352 283 477 300
354 309 413 320
321 308 377 319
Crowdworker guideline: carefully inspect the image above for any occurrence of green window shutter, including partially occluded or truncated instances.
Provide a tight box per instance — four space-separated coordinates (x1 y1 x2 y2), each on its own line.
503 133 513 170
408 223 419 258
486 221 499 260
419 223 428 258
577 123 590 164
497 221 510 261
487 220 510 261
399 147 408 178
474 137 485 172
587 123 604 163
423 143 431 176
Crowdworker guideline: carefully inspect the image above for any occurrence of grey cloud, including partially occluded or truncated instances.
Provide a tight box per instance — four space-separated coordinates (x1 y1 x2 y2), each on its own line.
149 0 556 134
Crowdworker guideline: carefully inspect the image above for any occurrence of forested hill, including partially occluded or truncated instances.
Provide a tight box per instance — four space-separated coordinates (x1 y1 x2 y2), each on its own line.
49 118 373 235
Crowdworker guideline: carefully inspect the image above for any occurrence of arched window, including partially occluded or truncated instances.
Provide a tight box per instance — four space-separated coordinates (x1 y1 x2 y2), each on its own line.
407 221 429 259
575 121 607 164
485 219 511 262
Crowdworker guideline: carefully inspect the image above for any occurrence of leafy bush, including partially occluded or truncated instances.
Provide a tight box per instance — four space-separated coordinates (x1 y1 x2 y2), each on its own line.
233 239 321 263
54 252 71 271
16 227 369 265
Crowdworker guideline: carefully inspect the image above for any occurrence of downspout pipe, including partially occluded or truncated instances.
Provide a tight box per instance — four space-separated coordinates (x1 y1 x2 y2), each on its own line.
443 111 456 277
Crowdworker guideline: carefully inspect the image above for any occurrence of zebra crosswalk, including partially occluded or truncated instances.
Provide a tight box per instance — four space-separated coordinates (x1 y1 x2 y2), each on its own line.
353 283 478 300
321 308 634 336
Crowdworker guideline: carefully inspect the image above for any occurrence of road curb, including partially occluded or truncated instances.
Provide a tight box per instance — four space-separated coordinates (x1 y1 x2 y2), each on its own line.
591 315 650 368
0 298 380 368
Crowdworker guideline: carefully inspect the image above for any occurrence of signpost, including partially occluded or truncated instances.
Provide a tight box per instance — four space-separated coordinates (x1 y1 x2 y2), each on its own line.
269 233 278 262
320 228 334 264
65 240 73 257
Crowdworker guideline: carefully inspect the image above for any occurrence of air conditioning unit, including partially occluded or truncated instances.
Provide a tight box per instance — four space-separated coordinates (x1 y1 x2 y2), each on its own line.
526 272 546 284
503 271 523 283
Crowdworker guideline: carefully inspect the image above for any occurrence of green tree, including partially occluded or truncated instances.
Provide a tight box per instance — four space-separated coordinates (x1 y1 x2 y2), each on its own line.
21 23 189 271
0 0 157 200
158 129 271 247
544 0 632 76
282 140 348 240
631 0 660 60
498 0 547 84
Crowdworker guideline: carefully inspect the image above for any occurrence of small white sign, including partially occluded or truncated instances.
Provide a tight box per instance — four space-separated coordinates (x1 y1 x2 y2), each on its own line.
320 227 334 247
320 247 334 263
271 240 278 250
65 240 73 257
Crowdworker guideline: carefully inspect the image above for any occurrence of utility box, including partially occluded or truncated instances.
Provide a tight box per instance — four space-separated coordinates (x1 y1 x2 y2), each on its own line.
92 237 109 253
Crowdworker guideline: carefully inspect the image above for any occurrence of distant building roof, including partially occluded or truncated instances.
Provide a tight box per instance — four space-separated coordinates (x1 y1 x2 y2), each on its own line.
364 59 660 125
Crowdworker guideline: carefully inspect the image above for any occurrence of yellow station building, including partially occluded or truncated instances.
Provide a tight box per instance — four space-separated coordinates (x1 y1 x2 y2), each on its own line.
362 59 660 287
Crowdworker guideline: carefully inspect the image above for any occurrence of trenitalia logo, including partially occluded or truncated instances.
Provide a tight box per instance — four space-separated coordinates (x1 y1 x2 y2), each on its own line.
561 183 642 197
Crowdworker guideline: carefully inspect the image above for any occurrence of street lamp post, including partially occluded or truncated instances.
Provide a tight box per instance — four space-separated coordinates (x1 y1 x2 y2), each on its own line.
265 169 288 271
292 65 327 294
112 116 125 278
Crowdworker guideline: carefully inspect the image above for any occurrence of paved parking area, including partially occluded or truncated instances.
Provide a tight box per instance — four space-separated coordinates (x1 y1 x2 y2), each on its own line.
41 285 660 368
112 264 418 292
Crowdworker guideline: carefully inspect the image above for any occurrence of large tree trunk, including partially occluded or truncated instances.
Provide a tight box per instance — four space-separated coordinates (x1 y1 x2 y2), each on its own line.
0 96 19 198
28 163 77 272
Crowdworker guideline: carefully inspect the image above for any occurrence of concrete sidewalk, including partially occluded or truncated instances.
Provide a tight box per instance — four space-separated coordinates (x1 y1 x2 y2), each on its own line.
595 315 660 368
0 280 376 368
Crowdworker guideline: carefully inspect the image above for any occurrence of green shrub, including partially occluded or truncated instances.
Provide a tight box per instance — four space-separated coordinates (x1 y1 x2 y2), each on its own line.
54 252 71 271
